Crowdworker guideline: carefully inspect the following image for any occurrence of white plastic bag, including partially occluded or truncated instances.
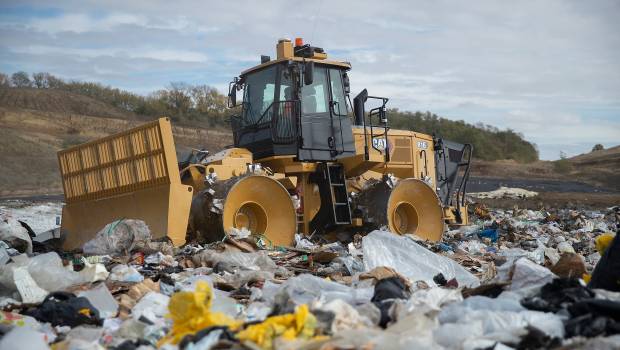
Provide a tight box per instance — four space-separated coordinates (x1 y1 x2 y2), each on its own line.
262 274 373 306
82 219 151 256
437 295 565 344
0 216 32 254
0 252 97 295
108 264 144 283
363 230 479 287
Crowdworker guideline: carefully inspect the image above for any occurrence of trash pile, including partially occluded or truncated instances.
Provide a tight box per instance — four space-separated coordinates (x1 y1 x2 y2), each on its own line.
1 201 619 349
469 187 539 199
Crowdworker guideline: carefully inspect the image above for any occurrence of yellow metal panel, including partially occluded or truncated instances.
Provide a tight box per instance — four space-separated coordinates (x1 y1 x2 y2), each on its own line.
58 118 192 249
276 39 293 59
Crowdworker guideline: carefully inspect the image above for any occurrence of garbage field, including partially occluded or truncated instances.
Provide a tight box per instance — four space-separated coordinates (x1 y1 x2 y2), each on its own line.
1 199 619 350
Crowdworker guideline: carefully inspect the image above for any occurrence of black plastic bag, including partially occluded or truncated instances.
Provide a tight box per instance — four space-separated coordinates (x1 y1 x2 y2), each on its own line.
25 291 101 327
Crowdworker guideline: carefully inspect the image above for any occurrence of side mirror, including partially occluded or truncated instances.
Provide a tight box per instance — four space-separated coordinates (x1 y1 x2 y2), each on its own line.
227 79 237 107
343 73 350 94
304 61 314 85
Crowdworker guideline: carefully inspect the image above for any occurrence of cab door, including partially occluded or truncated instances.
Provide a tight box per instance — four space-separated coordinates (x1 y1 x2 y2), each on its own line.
298 66 354 161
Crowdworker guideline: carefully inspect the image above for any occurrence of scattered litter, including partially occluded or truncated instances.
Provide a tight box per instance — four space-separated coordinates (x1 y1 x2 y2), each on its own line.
0 200 618 349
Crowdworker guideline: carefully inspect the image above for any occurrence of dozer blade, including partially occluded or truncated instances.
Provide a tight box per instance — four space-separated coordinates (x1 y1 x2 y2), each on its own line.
354 177 444 241
57 118 193 250
190 174 297 246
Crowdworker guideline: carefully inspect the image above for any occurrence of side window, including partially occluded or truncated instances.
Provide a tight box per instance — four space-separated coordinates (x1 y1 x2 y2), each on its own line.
329 68 347 116
302 66 329 114
243 65 276 125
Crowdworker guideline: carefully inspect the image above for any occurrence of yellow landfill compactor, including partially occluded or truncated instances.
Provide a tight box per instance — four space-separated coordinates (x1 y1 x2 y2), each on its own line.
57 38 472 250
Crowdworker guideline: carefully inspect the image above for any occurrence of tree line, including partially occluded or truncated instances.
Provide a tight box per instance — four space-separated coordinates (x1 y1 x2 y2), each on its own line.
387 109 539 162
1 71 539 162
0 71 229 127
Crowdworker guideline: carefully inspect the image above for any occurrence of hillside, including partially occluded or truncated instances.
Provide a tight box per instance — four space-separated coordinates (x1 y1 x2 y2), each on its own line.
0 88 141 120
470 146 620 191
0 88 231 197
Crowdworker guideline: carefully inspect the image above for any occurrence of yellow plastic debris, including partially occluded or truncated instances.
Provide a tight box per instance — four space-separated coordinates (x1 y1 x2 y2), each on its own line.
158 281 318 348
582 273 591 283
237 304 317 350
595 234 615 255
158 281 242 345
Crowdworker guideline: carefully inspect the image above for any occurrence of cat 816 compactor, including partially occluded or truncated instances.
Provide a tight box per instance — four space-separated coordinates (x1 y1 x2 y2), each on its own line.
57 38 472 250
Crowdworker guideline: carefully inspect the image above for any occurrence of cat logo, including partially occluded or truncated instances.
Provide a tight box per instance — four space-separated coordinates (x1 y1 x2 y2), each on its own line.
372 137 388 151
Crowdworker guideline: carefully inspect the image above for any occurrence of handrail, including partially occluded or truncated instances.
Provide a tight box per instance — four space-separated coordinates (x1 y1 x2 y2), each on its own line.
365 96 390 162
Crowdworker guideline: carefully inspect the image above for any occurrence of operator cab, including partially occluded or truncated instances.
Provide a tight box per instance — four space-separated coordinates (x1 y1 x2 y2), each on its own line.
228 38 356 161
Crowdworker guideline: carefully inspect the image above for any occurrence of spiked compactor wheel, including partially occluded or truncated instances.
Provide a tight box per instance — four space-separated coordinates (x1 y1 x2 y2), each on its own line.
190 175 297 246
387 178 444 241
355 178 444 241
222 175 297 246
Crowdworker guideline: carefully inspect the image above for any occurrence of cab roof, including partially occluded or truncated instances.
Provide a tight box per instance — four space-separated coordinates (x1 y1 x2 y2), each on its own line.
240 56 351 77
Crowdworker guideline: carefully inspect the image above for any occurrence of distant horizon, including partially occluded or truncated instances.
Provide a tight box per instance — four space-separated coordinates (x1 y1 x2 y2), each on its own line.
1 1 619 160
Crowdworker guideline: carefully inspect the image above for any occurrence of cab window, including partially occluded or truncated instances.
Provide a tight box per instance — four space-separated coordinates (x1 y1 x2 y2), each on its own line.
302 66 329 114
329 68 347 116
242 65 276 125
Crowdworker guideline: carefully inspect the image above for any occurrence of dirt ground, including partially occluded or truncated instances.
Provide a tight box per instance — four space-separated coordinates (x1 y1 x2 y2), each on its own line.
473 192 620 210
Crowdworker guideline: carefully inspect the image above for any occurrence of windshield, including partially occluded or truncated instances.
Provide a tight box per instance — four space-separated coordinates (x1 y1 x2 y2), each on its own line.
242 65 276 125
241 64 348 125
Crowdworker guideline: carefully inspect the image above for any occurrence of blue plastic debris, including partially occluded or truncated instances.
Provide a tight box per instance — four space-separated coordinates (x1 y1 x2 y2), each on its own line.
477 228 499 242
438 242 453 252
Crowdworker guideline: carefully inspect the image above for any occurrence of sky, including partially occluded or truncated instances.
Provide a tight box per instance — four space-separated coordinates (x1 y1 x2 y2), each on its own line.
0 0 619 160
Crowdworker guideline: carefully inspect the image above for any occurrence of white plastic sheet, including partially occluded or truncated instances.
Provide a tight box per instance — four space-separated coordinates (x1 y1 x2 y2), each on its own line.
363 230 479 287
437 295 565 344
77 283 118 318
131 292 170 323
510 258 556 290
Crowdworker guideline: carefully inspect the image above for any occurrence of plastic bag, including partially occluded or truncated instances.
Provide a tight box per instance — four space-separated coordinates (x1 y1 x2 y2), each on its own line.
131 292 170 323
82 219 151 256
363 230 479 287
0 216 32 254
108 264 144 283
0 252 99 296
316 299 375 333
262 274 373 306
159 281 241 345
437 297 564 346
77 283 118 319
192 250 277 272
509 258 556 290
236 304 317 349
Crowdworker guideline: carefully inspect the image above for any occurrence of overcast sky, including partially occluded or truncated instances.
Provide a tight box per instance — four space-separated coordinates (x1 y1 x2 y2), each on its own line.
1 1 618 160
